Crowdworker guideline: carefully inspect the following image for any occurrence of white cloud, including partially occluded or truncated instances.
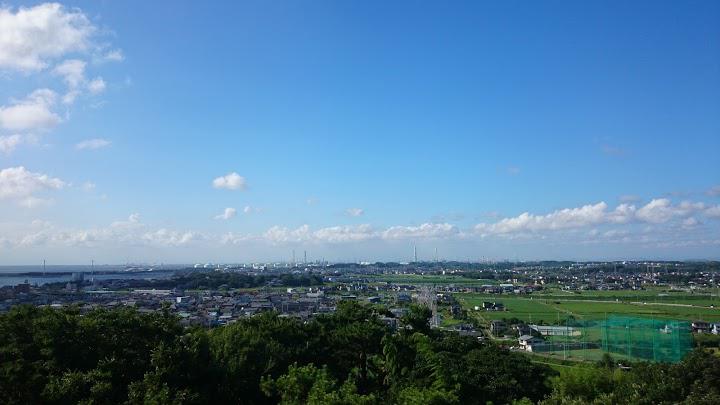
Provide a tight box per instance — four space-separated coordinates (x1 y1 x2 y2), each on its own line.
215 207 237 220
52 59 86 88
259 222 461 245
681 217 700 229
87 77 106 94
75 138 111 150
110 213 142 229
263 225 311 244
243 205 261 214
475 198 716 236
212 172 246 190
221 232 253 245
382 223 459 240
52 59 113 104
0 89 61 132
314 224 376 243
16 214 199 248
62 90 81 105
141 229 198 247
0 134 22 154
0 166 65 207
103 49 124 62
346 207 364 217
0 3 96 72
635 199 704 224
475 202 611 234
81 181 95 191
705 206 720 219
707 186 720 197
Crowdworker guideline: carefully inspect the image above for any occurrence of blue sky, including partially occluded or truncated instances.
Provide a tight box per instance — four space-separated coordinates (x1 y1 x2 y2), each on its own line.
0 1 719 264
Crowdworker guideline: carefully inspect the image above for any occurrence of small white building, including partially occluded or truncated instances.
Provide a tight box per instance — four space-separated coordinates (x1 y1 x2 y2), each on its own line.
518 335 545 352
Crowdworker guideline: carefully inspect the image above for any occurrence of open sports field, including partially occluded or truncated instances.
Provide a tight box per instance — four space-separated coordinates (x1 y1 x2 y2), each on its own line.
456 293 720 323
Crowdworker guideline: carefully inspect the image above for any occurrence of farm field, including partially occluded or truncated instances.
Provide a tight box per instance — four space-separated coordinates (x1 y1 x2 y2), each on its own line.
537 288 720 307
456 293 720 323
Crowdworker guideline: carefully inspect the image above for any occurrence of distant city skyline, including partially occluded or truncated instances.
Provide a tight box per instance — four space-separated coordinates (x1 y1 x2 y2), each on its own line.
0 1 719 264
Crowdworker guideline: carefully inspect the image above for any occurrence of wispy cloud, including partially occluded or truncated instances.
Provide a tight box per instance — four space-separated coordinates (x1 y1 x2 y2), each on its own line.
75 138 111 150
214 207 236 220
345 207 364 217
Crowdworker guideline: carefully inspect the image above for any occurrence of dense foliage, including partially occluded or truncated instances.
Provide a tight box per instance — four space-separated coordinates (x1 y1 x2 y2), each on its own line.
1 303 718 404
141 272 324 290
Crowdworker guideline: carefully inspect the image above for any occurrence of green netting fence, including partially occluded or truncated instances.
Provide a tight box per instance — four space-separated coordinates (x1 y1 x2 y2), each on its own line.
598 316 693 363
528 315 693 363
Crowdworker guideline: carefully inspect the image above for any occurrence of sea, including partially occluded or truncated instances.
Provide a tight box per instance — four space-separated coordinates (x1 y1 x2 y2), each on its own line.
0 265 189 288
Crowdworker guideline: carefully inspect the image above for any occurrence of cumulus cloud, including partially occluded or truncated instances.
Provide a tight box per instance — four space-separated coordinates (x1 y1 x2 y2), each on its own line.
346 207 364 217
0 3 96 72
258 222 460 245
475 202 612 234
212 172 246 190
215 207 237 220
474 198 718 237
312 225 376 243
75 138 111 150
635 199 705 224
0 4 121 156
53 59 86 88
0 89 61 132
261 224 373 244
263 225 312 244
16 214 199 248
382 223 459 240
87 77 106 94
141 229 198 247
0 166 65 207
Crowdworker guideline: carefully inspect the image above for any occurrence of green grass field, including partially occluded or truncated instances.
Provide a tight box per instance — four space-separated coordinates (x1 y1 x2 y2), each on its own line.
536 289 720 307
456 293 720 323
